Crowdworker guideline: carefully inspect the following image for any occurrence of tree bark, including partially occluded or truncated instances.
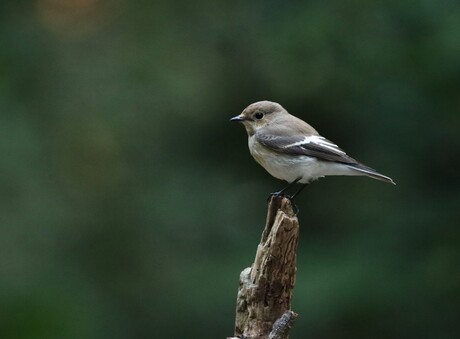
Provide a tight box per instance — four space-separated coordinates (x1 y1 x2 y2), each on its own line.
230 196 299 339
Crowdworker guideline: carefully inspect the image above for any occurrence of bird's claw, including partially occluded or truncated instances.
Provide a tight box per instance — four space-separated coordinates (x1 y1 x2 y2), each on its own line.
267 191 290 202
292 202 300 215
267 192 300 215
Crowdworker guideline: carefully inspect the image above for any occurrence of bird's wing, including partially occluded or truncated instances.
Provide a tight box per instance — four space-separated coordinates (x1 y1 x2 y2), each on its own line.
256 133 361 165
256 131 396 183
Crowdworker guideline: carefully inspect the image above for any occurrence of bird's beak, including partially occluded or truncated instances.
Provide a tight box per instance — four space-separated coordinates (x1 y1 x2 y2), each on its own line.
230 114 244 122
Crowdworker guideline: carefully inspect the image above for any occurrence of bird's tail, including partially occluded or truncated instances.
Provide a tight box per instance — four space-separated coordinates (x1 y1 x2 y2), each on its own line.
347 163 396 185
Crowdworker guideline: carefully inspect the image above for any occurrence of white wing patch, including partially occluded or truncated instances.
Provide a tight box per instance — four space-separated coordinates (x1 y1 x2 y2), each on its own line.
282 135 346 155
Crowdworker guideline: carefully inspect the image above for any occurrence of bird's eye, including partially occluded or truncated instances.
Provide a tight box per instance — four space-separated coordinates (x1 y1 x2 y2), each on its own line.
254 112 264 120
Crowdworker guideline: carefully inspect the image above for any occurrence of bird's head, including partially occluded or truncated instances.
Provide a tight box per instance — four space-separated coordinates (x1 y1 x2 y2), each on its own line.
230 101 286 136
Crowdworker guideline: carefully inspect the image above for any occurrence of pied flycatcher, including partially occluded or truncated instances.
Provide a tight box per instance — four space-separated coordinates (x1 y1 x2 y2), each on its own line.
230 101 395 198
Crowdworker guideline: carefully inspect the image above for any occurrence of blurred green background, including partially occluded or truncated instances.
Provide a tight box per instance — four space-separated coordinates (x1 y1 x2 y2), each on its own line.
1 1 459 338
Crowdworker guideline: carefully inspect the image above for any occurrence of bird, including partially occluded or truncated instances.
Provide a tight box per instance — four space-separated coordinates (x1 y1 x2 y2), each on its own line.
230 101 395 199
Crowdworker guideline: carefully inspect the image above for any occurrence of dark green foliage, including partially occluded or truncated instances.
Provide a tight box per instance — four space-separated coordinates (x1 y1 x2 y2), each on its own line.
1 1 459 338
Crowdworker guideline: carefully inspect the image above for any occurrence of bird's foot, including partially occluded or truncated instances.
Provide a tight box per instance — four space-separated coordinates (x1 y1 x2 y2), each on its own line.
267 191 290 202
267 192 300 215
292 202 300 216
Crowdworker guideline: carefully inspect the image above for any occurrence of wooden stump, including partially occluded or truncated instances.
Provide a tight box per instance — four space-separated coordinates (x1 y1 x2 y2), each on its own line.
230 196 299 339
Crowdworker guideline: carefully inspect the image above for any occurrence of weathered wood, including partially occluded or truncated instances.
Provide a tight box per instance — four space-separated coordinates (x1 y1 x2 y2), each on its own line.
269 311 298 339
232 195 299 339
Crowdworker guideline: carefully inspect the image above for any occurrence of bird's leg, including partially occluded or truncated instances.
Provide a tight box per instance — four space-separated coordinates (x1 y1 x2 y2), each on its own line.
268 178 301 201
291 184 308 200
283 183 307 215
